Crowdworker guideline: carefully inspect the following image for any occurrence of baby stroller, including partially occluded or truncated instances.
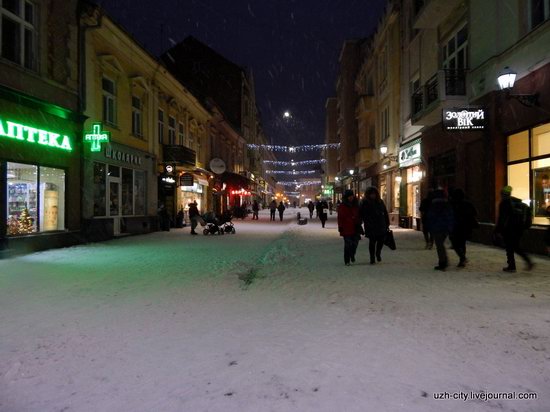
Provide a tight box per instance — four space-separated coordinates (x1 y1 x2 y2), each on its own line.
219 210 236 234
202 211 223 235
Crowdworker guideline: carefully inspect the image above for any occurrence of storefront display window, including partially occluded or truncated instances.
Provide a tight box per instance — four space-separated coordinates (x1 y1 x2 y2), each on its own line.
39 167 65 232
121 168 133 215
134 170 146 216
507 123 550 225
93 162 107 216
6 162 66 235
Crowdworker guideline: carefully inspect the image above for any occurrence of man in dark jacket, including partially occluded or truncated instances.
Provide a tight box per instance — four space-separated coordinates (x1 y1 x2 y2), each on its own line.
427 189 454 271
495 186 534 272
360 187 390 264
307 201 315 218
449 188 478 268
269 200 277 221
318 199 329 228
277 201 286 221
419 190 434 249
252 200 260 220
188 202 200 235
338 190 361 266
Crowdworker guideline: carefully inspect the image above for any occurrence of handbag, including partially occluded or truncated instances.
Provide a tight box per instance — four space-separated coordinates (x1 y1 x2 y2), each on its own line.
323 208 329 214
384 229 396 250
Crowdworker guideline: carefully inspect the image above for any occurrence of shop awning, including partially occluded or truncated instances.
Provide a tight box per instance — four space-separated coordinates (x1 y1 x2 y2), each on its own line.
219 172 254 190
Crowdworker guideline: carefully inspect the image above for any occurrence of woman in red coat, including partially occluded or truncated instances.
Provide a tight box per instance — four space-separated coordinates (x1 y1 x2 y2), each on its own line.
338 190 362 265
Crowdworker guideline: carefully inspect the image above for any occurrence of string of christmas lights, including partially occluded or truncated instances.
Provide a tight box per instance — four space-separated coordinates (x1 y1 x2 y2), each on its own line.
277 180 322 186
263 159 326 166
266 170 318 175
248 143 340 152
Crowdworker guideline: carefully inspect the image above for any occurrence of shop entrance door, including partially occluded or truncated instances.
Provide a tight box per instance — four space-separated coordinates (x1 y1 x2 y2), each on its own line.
108 176 121 235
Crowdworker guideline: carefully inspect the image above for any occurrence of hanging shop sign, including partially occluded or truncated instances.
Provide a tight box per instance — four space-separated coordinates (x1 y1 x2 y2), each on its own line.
180 173 194 187
443 108 487 131
181 183 203 193
209 158 227 174
105 146 142 166
399 142 422 168
0 116 73 151
84 123 110 152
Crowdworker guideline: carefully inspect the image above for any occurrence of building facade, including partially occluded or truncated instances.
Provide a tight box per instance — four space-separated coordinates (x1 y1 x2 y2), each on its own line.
1 0 83 255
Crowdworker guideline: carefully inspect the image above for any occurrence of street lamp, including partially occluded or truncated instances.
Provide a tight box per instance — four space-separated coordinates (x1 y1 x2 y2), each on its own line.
379 144 398 161
349 169 354 175
497 66 539 107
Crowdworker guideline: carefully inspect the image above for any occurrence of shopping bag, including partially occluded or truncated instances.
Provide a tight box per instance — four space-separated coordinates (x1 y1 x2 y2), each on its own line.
323 208 329 214
384 229 396 250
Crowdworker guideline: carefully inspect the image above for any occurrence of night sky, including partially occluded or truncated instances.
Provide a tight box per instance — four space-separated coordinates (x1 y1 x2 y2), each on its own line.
97 0 386 149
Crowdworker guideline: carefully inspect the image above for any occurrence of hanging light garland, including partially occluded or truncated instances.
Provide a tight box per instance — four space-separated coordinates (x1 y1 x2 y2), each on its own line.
248 143 340 152
277 180 322 186
266 170 318 175
263 159 326 166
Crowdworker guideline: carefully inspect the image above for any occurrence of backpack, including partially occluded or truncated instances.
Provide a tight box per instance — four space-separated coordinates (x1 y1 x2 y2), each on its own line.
510 198 533 230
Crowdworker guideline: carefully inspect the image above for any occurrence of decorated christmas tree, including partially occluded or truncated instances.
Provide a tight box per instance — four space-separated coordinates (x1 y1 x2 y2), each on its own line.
18 208 34 234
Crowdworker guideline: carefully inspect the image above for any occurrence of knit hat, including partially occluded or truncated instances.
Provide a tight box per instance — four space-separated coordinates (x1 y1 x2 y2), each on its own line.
343 189 354 199
501 185 513 195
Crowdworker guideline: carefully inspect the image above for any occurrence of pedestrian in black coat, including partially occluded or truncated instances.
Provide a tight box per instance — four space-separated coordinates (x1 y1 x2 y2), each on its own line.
427 189 454 271
360 187 390 264
449 188 478 268
318 199 329 228
419 190 434 249
277 201 286 221
307 201 315 218
269 200 277 221
495 186 534 272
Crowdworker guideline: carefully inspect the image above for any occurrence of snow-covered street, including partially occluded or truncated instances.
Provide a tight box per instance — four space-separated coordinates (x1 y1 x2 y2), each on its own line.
1 209 549 412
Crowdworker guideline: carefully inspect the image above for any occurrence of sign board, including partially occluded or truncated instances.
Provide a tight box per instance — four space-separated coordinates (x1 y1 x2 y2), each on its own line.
1 116 73 151
84 123 110 152
209 158 227 174
105 146 142 166
180 173 194 187
399 142 422 168
443 108 487 131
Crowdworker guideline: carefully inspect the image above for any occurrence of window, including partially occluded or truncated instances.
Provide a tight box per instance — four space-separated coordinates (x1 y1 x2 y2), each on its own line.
380 107 390 141
6 162 66 235
168 116 176 145
178 122 185 146
131 96 143 138
529 0 549 29
442 24 468 70
157 109 164 144
1 0 36 69
102 77 117 125
507 123 550 225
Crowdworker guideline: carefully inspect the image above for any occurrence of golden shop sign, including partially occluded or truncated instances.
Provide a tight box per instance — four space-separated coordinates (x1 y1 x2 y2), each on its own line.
443 108 487 131
0 117 73 151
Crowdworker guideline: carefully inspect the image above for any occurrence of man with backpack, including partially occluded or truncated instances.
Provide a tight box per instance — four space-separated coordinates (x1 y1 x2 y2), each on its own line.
495 186 534 273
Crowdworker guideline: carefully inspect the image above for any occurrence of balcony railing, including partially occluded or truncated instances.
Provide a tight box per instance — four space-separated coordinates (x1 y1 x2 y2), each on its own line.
411 69 467 119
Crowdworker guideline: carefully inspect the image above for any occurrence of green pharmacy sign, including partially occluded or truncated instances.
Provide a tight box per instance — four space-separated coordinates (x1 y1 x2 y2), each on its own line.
0 117 73 151
84 123 110 152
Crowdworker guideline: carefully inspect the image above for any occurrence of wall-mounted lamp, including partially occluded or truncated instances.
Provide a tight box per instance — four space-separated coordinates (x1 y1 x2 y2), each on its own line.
349 169 355 176
497 66 539 107
395 175 402 183
380 144 398 161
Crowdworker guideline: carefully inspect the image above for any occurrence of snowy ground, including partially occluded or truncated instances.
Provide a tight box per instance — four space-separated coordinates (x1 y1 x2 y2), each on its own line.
1 208 549 412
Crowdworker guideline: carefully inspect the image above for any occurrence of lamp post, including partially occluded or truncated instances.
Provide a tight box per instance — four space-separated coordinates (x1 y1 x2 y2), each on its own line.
497 66 539 107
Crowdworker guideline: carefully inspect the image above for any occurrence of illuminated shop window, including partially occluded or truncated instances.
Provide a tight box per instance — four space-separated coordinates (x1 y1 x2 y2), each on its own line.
507 123 550 225
6 162 66 235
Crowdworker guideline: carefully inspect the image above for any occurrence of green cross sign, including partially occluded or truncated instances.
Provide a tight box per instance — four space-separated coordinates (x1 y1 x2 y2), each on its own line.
84 123 110 152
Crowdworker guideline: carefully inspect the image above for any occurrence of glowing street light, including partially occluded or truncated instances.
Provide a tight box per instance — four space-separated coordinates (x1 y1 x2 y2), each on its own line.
283 111 291 118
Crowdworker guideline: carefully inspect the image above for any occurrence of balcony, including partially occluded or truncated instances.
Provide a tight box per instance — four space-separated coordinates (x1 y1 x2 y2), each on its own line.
355 147 376 167
411 69 468 126
413 0 464 29
355 94 376 118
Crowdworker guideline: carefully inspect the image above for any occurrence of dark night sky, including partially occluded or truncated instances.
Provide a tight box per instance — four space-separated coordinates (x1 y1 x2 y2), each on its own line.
97 0 386 148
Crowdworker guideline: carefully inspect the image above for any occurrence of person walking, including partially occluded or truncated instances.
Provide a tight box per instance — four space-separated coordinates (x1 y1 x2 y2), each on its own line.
277 201 286 221
360 187 390 265
427 189 454 271
338 190 361 266
318 199 329 228
419 190 434 249
307 201 315 218
329 200 334 215
188 201 201 235
252 200 260 220
269 200 277 221
495 186 534 272
449 188 478 268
